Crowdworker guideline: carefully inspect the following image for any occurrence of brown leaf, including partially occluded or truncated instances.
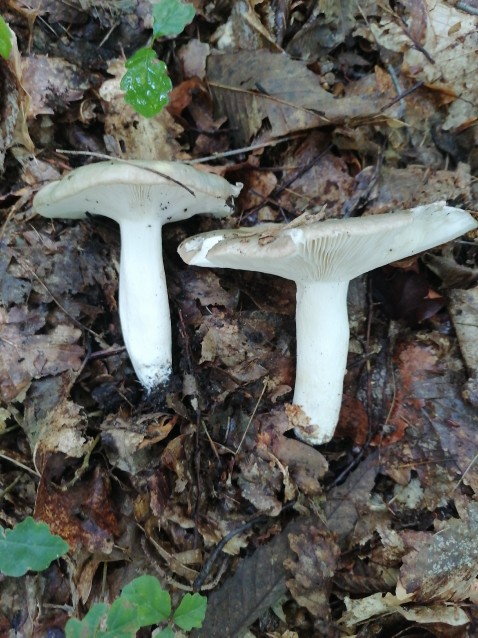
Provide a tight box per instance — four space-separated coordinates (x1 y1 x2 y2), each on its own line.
198 313 275 384
449 287 478 378
178 39 210 79
284 519 340 621
193 516 326 638
175 268 239 325
325 451 380 544
362 163 472 214
35 466 120 553
378 333 477 500
21 55 89 117
0 308 83 402
256 427 327 496
207 50 389 145
237 455 283 515
277 135 355 218
372 265 446 325
397 503 478 603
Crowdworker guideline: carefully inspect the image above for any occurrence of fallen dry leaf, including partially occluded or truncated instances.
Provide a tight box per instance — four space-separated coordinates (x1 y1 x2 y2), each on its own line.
397 503 478 603
284 519 340 622
0 309 83 402
35 466 120 554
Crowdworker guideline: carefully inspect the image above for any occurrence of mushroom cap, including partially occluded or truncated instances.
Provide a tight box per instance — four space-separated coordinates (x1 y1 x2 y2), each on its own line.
33 159 242 223
178 203 477 282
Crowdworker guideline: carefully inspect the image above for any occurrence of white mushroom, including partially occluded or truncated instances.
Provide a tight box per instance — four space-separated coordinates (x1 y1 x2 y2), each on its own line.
178 202 477 444
33 160 242 390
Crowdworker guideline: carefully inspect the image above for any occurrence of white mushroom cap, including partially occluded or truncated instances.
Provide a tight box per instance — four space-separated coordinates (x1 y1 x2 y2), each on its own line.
180 204 476 280
179 202 477 444
33 160 241 223
33 159 242 390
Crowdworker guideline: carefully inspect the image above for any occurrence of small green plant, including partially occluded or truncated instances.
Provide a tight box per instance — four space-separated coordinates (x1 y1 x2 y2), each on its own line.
65 574 207 637
0 516 69 577
0 15 12 59
120 0 195 117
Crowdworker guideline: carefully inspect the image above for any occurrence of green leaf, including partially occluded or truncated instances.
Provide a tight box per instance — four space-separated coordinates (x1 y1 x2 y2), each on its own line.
104 597 140 637
152 0 195 39
120 47 172 118
0 15 12 59
65 603 109 638
0 517 69 577
173 593 207 631
154 627 175 638
121 574 171 626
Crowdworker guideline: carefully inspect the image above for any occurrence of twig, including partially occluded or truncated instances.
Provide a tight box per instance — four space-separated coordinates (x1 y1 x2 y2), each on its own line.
453 451 478 491
234 377 268 455
379 81 425 113
187 134 302 164
0 475 21 500
193 501 296 591
61 434 101 490
0 451 40 477
192 513 269 591
14 253 109 347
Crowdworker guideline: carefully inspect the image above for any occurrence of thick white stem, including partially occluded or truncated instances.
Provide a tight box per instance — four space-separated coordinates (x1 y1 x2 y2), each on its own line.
118 219 171 390
293 280 350 444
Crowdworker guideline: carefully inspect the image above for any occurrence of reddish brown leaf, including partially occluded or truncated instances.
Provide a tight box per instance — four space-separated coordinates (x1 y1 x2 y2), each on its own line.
35 466 120 553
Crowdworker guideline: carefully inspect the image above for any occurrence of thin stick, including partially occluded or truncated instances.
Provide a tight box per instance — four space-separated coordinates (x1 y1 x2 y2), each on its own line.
235 377 268 455
186 134 301 164
16 254 108 346
0 451 40 477
453 451 478 491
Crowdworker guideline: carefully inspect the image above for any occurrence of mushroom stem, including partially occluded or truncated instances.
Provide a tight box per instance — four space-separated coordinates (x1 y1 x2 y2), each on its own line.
294 280 350 444
118 219 171 390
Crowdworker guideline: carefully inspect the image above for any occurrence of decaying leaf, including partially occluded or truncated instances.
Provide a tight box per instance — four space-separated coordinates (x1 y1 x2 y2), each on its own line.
342 591 469 628
2 1 478 634
0 310 84 403
194 516 326 638
21 55 89 117
449 287 478 379
284 518 340 622
366 0 478 131
207 50 390 145
397 503 478 603
325 451 380 544
34 466 120 554
379 333 478 498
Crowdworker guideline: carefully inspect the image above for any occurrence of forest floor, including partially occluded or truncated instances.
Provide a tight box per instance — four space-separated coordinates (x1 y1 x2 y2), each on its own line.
1 1 478 636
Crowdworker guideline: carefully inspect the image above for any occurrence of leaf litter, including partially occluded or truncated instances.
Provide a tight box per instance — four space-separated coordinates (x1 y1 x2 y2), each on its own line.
0 0 478 636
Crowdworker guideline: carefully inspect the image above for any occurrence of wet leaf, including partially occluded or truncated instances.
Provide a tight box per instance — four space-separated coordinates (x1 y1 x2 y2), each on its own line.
0 16 11 59
120 48 172 117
